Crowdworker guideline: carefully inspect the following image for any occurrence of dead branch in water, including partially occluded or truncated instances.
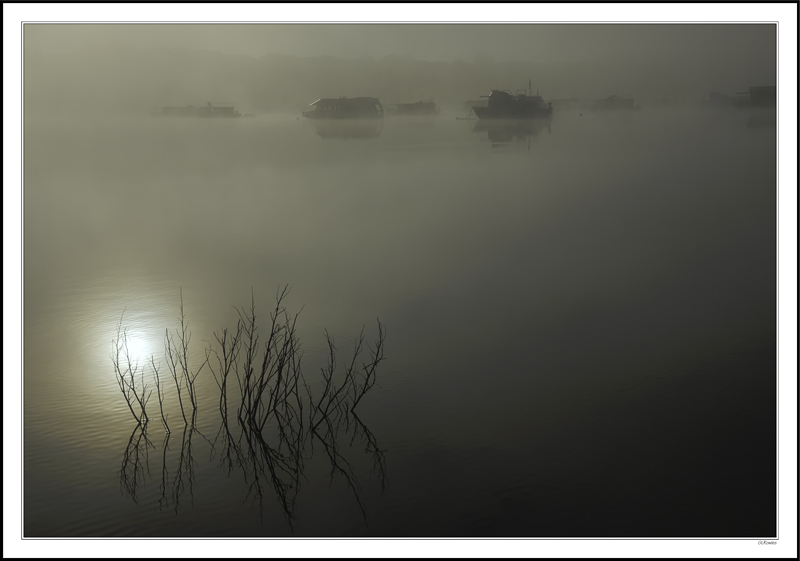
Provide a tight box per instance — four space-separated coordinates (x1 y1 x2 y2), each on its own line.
232 286 305 434
111 312 151 426
207 319 243 421
163 288 210 425
149 355 170 433
112 288 389 526
309 320 386 431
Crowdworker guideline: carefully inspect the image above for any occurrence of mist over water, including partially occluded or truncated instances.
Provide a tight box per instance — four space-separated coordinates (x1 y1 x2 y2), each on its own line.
22 23 777 538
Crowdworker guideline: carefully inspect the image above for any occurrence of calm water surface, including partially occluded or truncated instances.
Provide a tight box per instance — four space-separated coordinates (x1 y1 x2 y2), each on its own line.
24 108 776 537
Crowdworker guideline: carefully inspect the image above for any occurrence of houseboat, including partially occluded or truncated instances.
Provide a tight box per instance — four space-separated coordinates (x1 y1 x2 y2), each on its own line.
196 103 241 118
159 102 242 118
395 100 440 116
302 97 384 119
591 95 641 111
472 90 553 120
736 86 776 129
734 86 776 109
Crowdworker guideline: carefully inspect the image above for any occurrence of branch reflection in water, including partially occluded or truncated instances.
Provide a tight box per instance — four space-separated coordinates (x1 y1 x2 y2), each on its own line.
113 286 387 529
119 423 154 504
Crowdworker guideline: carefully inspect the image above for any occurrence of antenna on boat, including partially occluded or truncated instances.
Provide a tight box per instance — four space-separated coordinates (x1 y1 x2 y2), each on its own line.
529 78 531 96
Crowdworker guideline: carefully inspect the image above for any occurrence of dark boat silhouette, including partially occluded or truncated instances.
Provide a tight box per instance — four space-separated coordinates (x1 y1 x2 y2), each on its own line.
158 102 242 118
395 100 439 116
303 97 384 119
473 89 553 120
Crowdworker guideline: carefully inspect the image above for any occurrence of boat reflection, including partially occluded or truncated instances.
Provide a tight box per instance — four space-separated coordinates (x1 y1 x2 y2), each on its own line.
312 119 383 139
472 119 551 148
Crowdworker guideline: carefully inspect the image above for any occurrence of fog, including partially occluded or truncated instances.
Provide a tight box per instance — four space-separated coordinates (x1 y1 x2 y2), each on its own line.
17 18 785 550
24 24 776 115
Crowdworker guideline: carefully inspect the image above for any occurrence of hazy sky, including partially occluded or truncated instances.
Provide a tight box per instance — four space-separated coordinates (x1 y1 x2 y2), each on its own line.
25 23 775 66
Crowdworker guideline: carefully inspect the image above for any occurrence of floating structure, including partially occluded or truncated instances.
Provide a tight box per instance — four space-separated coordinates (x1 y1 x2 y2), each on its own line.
749 86 776 107
735 86 776 129
197 103 241 118
395 100 440 116
591 95 641 111
302 97 384 119
471 89 553 120
159 102 242 118
735 86 776 109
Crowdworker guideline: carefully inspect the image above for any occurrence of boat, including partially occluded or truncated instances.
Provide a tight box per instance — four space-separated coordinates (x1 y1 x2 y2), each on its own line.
196 103 241 118
302 97 384 119
472 89 553 120
591 95 641 111
734 86 776 109
735 86 776 129
158 102 242 118
395 100 439 116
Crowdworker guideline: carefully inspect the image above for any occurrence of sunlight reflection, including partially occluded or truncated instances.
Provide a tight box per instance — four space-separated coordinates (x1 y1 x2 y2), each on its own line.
75 273 190 394
118 326 159 366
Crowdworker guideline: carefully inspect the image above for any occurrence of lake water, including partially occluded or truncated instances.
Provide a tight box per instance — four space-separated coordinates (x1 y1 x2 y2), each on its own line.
23 108 777 537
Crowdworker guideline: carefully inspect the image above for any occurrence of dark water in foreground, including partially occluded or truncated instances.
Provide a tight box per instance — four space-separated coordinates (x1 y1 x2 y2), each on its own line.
23 108 776 537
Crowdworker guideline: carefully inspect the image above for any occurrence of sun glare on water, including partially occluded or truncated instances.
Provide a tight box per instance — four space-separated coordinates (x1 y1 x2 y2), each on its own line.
119 329 160 365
